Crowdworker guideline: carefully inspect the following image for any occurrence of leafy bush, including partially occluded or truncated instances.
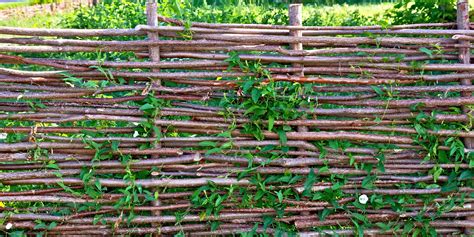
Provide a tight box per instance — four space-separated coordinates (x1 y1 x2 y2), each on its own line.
304 5 386 26
29 0 62 4
387 0 456 24
60 0 390 29
61 0 146 29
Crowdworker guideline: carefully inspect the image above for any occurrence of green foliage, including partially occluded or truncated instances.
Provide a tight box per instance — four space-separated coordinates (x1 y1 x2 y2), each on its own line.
2 0 473 236
61 0 147 29
29 0 62 4
221 52 313 143
59 0 392 29
387 0 456 24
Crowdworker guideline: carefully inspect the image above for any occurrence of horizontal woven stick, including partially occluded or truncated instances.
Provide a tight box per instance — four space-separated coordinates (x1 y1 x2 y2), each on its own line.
0 167 159 179
272 73 474 83
157 15 456 30
30 226 266 236
295 228 461 236
185 166 429 176
295 217 473 229
137 24 474 36
330 96 474 108
0 196 100 204
0 212 262 224
0 186 82 196
1 176 250 188
2 142 125 157
0 27 143 36
3 69 470 86
6 84 214 94
0 54 90 71
36 135 250 143
317 125 474 137
0 67 249 78
13 57 464 74
0 37 237 47
159 51 446 64
4 94 205 105
314 85 474 93
346 187 473 195
159 45 430 56
0 142 182 155
10 222 248 234
0 45 148 53
189 34 455 45
364 62 474 71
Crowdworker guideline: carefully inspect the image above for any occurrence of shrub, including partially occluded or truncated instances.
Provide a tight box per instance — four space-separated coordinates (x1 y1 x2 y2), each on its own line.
29 0 62 4
60 0 146 29
386 0 456 24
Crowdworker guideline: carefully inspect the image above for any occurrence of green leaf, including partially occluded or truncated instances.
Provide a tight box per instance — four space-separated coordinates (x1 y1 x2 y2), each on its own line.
431 165 443 183
267 116 274 131
352 212 368 224
111 140 120 151
362 175 376 189
370 86 384 96
438 150 448 163
242 80 254 93
419 47 433 58
199 141 217 147
34 222 47 230
215 195 223 207
251 88 261 103
328 140 339 150
46 163 59 170
303 168 316 196
205 147 222 156
320 208 332 220
220 142 232 149
459 170 473 180
277 130 287 145
139 103 154 111
263 216 274 230
276 190 283 203
441 180 458 193
47 222 57 230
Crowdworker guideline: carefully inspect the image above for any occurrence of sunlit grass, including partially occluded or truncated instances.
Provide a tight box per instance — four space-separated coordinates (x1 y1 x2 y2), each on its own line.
312 2 393 17
0 12 63 28
0 2 29 10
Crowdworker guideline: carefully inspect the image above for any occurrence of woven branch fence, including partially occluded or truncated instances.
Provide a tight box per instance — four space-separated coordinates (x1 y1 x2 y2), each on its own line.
0 0 473 236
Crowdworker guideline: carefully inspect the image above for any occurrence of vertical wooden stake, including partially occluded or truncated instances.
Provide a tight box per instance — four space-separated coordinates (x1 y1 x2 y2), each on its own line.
147 0 160 78
457 0 474 235
289 4 310 215
289 4 309 144
289 3 303 52
146 0 161 235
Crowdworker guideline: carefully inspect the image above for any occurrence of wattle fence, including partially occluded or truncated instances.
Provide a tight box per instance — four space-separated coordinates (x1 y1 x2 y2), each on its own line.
0 1 473 235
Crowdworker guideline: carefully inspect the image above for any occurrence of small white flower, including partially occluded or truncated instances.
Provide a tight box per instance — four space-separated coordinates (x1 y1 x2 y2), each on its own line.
0 133 7 139
5 222 13 230
358 194 368 204
133 131 139 138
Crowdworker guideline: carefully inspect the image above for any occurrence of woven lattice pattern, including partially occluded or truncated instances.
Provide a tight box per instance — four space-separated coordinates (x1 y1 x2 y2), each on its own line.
0 7 473 236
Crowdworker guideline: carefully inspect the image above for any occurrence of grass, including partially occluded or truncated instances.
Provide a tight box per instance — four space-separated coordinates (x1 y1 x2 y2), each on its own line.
0 13 63 27
0 0 67 28
0 2 28 10
0 0 63 10
313 2 393 17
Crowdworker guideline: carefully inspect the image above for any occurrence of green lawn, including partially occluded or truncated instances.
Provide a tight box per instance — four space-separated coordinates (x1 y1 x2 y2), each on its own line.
0 2 29 10
0 12 63 28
